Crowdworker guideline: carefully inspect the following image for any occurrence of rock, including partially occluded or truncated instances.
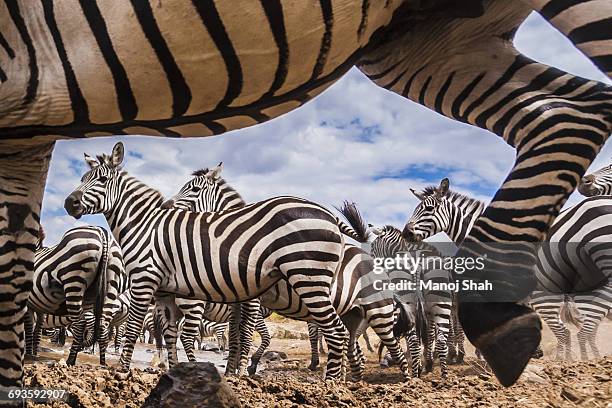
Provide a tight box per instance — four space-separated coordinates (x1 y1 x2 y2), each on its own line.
142 362 241 408
521 364 549 384
261 351 288 362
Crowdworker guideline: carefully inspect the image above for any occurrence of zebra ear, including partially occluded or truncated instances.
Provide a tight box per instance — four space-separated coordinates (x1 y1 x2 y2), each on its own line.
111 142 125 167
207 162 223 179
84 153 99 169
436 178 450 199
410 188 425 201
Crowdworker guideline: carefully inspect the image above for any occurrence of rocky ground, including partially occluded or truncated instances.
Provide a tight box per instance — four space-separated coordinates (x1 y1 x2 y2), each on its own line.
21 319 612 407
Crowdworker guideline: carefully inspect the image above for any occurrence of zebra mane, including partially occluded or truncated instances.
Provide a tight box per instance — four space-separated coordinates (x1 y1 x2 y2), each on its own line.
421 185 483 206
192 168 209 177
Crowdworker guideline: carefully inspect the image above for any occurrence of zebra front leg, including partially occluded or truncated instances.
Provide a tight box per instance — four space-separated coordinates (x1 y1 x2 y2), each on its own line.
236 300 259 376
225 303 242 375
119 274 161 370
247 310 271 376
0 142 53 388
360 0 612 385
407 329 422 378
424 321 436 373
307 322 320 371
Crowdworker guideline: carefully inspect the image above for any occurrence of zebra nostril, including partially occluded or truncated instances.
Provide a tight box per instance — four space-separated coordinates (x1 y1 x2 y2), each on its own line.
64 191 84 218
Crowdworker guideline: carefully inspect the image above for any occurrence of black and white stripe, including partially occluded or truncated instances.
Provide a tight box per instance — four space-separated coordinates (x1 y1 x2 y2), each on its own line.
0 0 610 387
165 164 410 380
26 225 126 366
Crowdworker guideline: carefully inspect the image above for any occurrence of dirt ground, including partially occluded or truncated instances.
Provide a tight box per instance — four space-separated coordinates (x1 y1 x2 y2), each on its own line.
22 319 612 407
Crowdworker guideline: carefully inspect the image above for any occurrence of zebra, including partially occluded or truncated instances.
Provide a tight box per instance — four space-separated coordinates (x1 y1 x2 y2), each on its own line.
64 142 359 379
365 223 454 378
194 320 228 352
26 225 126 365
1 0 611 388
164 163 410 380
578 161 612 197
404 179 612 361
533 195 612 360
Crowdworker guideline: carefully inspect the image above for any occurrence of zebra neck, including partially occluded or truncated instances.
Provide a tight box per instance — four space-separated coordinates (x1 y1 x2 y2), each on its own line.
106 173 164 245
446 200 485 244
214 179 246 211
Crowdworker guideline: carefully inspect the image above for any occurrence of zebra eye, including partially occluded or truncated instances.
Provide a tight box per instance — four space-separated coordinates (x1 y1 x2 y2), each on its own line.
191 186 201 193
99 175 108 183
424 205 434 211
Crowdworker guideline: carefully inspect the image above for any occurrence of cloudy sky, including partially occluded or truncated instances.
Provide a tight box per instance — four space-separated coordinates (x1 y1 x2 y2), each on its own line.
41 12 612 246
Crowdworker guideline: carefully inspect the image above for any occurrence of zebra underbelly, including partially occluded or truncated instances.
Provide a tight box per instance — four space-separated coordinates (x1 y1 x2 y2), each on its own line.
1 1 403 139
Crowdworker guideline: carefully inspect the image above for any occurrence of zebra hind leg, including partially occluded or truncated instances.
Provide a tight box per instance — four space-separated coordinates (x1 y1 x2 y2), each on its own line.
236 300 259 376
307 322 320 371
66 318 86 366
247 311 271 376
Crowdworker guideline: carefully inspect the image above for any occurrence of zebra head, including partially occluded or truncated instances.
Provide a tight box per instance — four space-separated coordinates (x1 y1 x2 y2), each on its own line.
163 162 244 212
369 224 409 258
578 162 612 197
402 178 451 241
64 142 125 219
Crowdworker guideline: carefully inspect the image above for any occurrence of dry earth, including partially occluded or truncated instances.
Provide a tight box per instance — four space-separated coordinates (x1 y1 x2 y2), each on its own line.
22 319 612 407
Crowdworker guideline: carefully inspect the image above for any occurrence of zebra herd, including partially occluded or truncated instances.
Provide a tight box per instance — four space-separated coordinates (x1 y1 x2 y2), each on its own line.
27 141 611 384
0 0 611 390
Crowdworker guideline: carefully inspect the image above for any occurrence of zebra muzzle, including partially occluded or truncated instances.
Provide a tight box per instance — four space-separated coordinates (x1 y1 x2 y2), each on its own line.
64 191 84 219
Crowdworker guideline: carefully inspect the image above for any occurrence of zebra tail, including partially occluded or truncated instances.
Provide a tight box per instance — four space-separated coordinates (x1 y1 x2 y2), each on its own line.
92 228 109 349
559 295 583 329
335 200 370 243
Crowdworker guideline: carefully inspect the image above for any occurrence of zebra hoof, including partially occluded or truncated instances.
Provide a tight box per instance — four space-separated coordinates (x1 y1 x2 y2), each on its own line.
308 361 319 371
464 304 541 387
66 357 77 366
247 365 257 376
425 360 433 373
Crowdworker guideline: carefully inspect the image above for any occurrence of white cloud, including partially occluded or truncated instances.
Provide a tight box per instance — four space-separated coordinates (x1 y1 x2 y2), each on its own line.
41 12 612 245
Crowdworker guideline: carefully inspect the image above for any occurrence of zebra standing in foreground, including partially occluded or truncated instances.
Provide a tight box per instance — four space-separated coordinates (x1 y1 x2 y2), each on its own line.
164 164 410 380
65 142 355 379
26 226 126 365
1 0 611 389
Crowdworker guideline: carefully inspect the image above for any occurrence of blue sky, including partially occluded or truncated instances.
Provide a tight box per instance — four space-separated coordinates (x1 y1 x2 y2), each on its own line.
41 12 612 245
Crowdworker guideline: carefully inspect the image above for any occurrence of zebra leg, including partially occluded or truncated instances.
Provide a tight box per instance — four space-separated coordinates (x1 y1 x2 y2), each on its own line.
285 271 348 380
24 309 34 357
119 274 161 370
453 313 466 364
32 314 44 357
360 1 612 385
247 311 271 376
179 305 204 363
115 323 125 352
307 322 320 371
225 303 241 375
66 317 86 366
318 328 325 355
435 324 449 379
361 330 374 354
236 300 259 376
424 320 436 373
365 303 410 380
215 323 228 352
156 301 180 369
524 0 612 78
407 329 422 378
0 143 53 388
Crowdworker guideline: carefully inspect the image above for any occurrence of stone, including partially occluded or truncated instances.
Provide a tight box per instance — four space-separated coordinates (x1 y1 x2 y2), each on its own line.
142 362 241 408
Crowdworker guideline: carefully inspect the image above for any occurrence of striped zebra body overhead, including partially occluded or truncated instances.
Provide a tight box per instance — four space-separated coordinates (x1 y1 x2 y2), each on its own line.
27 225 126 366
0 0 611 388
65 142 352 378
166 164 410 380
